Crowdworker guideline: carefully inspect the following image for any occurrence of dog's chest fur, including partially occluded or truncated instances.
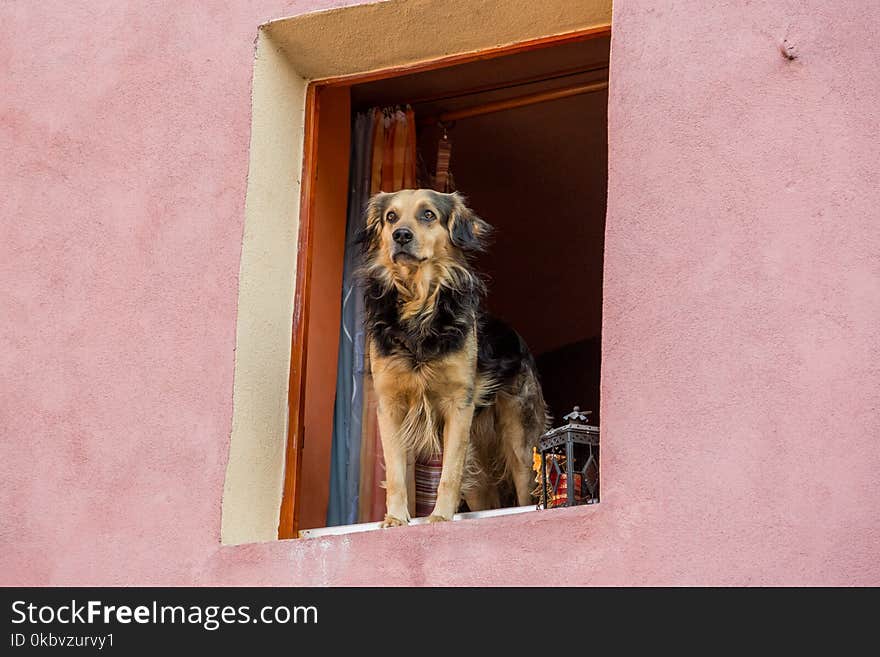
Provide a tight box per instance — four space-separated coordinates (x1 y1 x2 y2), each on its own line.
369 331 478 406
364 278 477 367
365 276 485 413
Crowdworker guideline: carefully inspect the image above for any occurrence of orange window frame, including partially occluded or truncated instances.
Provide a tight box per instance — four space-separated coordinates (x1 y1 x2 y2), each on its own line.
278 24 612 539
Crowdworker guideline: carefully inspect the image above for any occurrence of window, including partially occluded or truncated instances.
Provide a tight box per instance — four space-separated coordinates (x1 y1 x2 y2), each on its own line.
285 29 610 538
219 1 613 546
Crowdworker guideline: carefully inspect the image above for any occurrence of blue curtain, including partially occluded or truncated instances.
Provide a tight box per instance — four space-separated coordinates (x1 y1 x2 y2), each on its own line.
326 111 374 526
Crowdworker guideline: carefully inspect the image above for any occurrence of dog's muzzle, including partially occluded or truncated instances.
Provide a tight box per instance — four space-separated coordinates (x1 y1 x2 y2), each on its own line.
391 248 422 263
391 228 422 263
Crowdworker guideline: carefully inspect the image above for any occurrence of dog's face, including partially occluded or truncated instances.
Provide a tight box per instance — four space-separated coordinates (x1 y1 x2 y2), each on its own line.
362 190 491 273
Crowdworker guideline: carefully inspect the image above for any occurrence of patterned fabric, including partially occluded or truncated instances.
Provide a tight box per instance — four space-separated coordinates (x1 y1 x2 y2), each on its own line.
369 110 385 196
415 454 444 518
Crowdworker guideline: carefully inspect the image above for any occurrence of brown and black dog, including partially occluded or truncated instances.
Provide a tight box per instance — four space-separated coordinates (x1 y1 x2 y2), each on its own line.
358 189 549 526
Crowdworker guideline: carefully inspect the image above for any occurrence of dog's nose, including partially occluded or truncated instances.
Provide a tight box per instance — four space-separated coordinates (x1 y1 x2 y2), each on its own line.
392 227 413 245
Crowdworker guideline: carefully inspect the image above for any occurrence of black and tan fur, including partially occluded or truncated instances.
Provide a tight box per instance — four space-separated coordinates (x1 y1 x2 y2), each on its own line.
359 189 549 526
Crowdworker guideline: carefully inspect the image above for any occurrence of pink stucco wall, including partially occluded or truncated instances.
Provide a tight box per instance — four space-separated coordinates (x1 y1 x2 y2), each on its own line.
2 0 878 585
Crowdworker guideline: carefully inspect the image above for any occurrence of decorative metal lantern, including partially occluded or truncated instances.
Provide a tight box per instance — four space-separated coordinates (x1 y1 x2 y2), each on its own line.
538 406 599 508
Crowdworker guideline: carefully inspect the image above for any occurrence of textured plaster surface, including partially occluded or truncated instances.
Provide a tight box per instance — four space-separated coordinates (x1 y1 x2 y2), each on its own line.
1 0 878 585
602 0 880 584
221 30 306 546
265 0 613 80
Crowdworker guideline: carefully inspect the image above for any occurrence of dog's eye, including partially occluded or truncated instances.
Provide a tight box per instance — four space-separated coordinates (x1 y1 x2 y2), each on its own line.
422 210 436 222
385 211 398 223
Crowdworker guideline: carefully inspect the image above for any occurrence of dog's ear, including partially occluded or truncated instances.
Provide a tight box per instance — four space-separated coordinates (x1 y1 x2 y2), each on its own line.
356 192 391 252
446 193 492 252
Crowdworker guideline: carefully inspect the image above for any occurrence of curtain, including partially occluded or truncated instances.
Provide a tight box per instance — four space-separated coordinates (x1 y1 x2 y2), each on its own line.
327 106 418 526
325 110 372 527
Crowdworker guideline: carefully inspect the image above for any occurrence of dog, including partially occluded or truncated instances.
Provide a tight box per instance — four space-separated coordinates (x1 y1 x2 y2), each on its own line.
358 189 549 527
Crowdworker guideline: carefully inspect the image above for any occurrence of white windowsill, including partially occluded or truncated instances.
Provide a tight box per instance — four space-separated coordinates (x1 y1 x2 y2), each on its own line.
298 504 538 539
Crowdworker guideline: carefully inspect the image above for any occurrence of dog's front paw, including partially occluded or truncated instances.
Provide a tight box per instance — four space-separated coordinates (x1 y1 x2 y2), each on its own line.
380 514 408 528
426 514 450 524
